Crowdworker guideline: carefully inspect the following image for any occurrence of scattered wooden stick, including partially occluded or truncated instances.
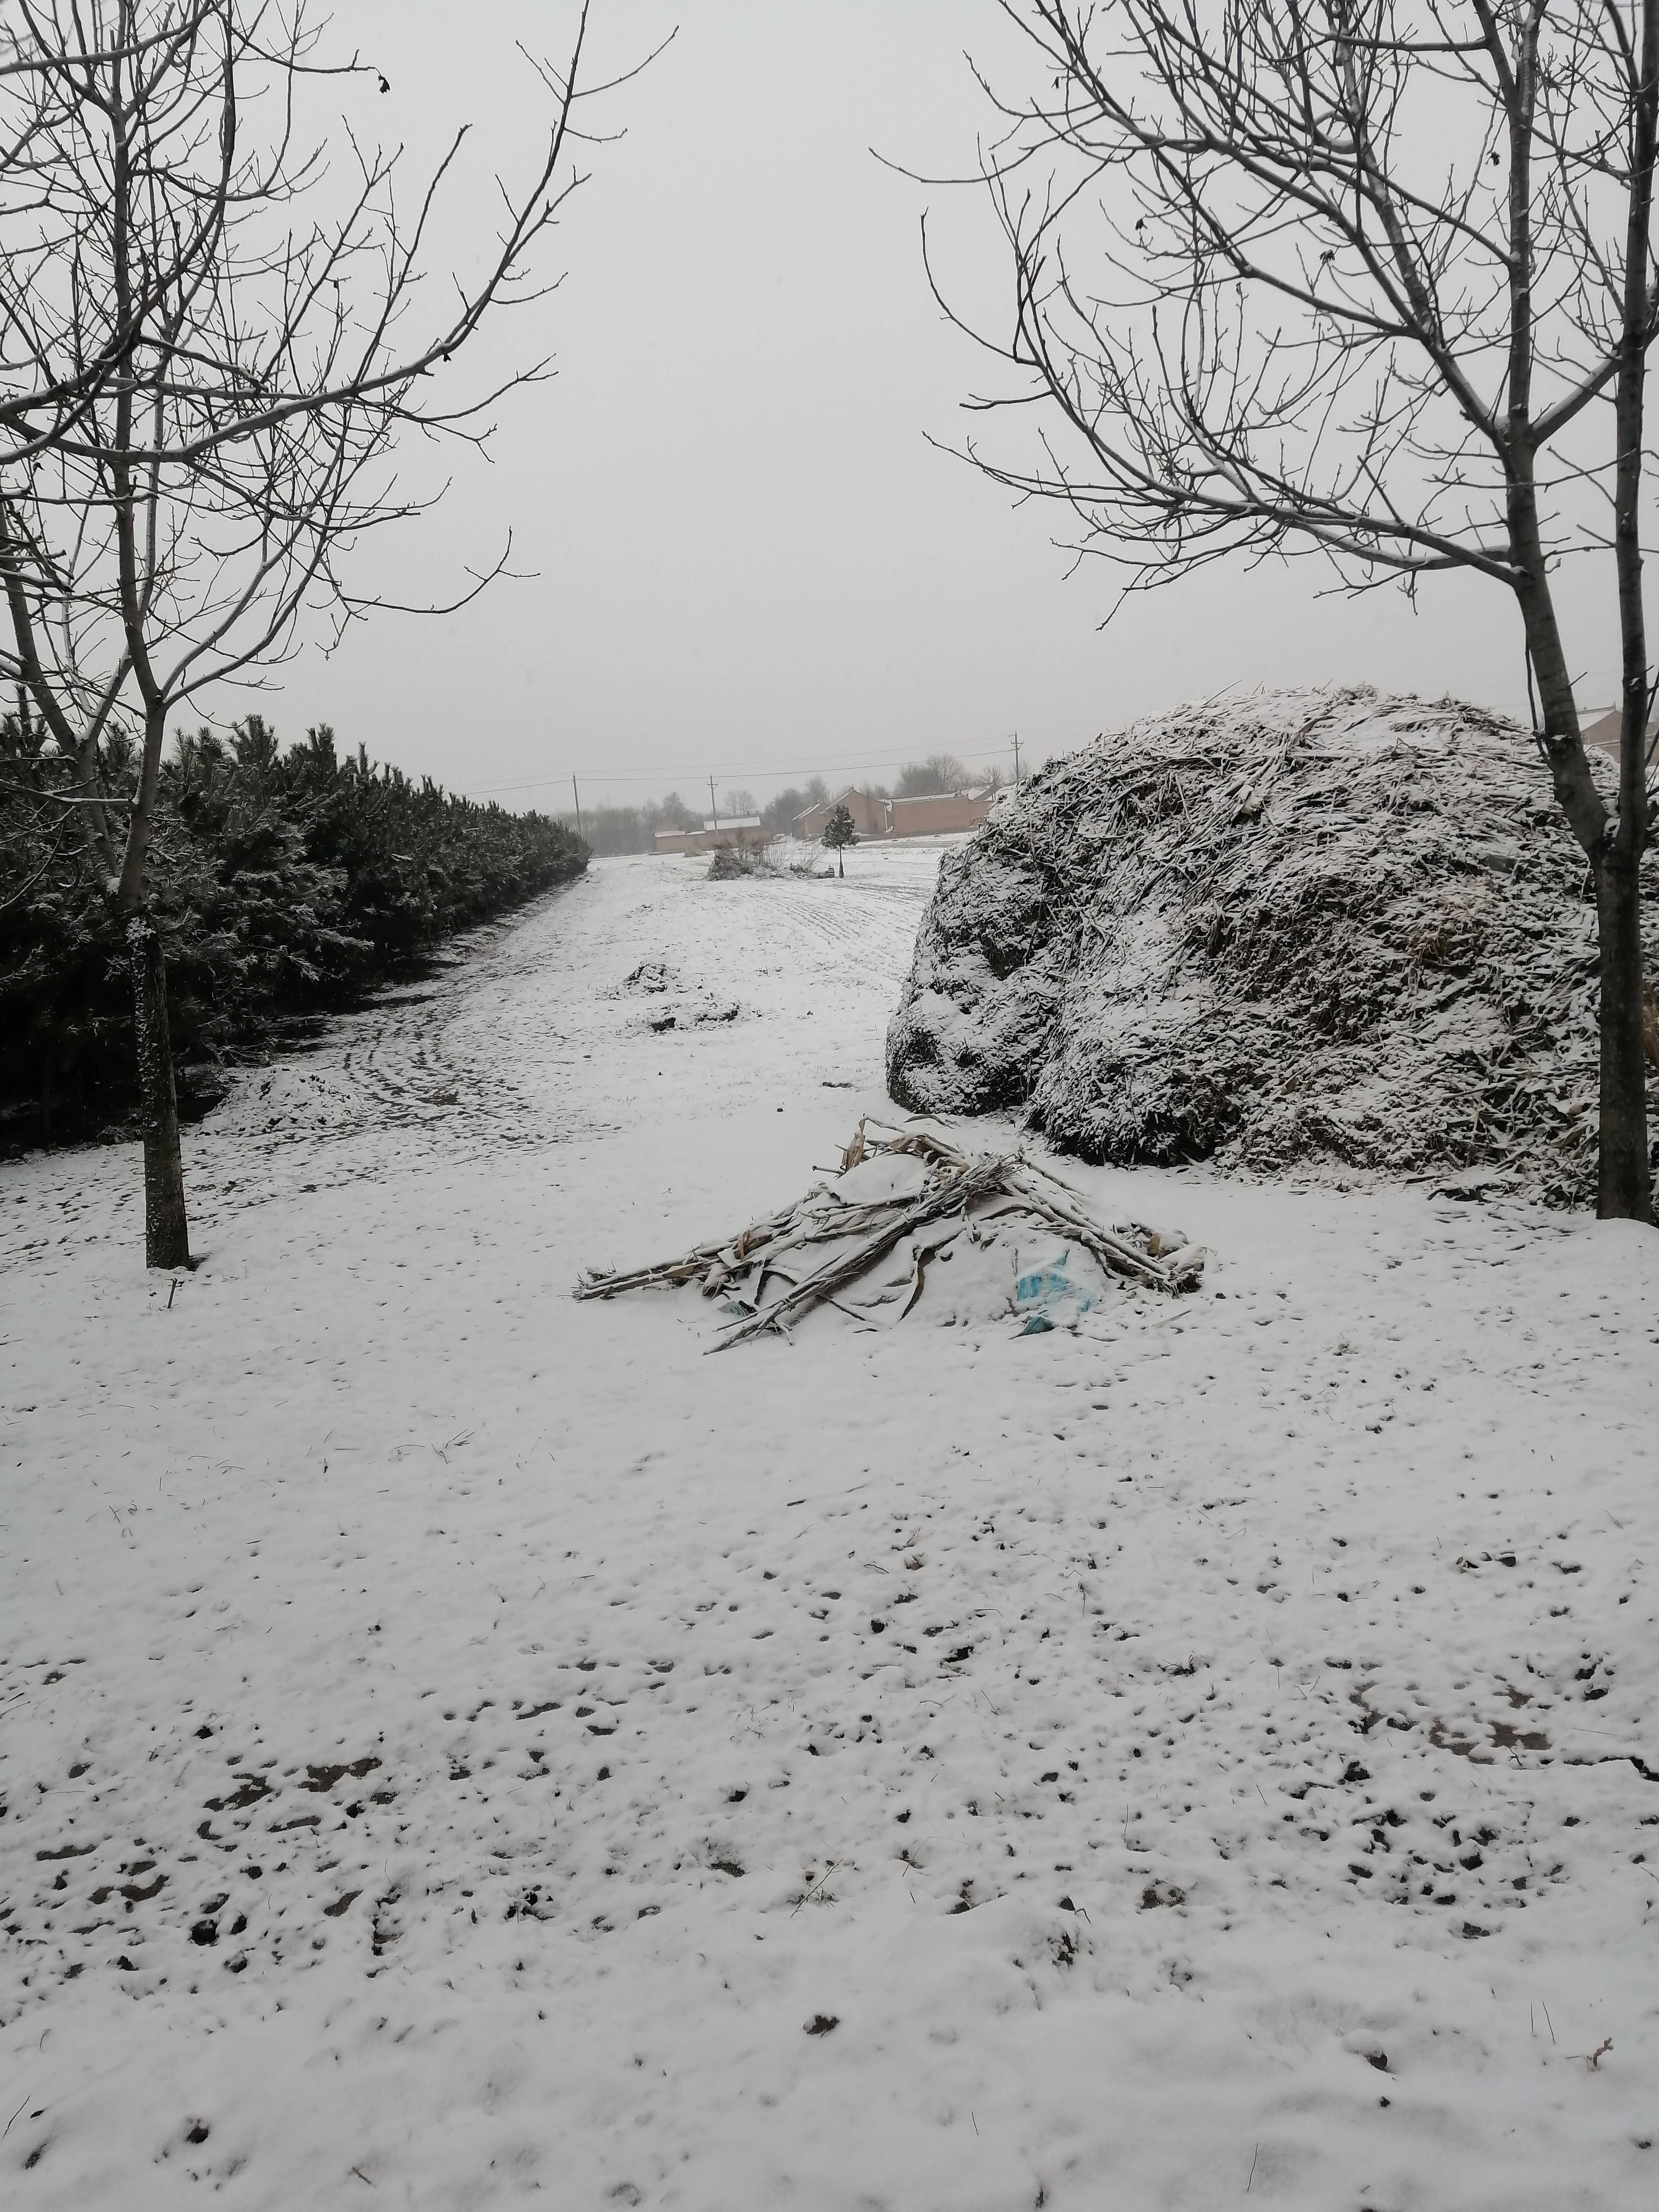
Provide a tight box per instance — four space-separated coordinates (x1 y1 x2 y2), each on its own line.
576 1196 801 1299
713 1151 1011 1348
574 1122 1204 1348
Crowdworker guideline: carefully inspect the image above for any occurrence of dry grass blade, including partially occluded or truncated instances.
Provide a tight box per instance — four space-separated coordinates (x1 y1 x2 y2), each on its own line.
574 1124 1201 1346
576 1199 800 1301
711 1153 1012 1350
1003 1165 1189 1290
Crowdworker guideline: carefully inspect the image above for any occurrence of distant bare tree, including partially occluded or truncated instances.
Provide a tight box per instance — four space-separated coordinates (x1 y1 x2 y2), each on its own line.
939 0 1659 1219
723 788 758 817
897 752 971 797
0 0 630 1265
760 784 809 835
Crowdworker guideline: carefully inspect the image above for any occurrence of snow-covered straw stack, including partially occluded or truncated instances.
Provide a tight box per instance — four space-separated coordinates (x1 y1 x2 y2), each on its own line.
575 1119 1203 1348
887 687 1659 1205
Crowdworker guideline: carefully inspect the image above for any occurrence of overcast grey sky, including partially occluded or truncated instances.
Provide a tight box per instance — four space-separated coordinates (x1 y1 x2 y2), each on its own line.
267 1 1620 809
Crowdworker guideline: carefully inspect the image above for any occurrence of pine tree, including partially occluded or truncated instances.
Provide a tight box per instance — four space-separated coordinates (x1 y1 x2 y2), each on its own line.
1 719 586 1148
820 802 858 879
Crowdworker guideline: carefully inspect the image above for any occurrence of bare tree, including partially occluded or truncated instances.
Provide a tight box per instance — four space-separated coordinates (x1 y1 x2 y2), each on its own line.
897 752 972 796
935 0 1659 1219
760 783 809 834
0 0 629 1265
0 5 240 460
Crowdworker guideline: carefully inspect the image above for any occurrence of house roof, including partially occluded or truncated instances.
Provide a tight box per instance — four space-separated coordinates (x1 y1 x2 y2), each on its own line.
704 815 762 830
793 788 875 817
889 788 990 807
1580 708 1659 758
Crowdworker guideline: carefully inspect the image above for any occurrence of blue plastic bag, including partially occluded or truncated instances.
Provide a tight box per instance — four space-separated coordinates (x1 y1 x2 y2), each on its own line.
1014 1248 1093 1333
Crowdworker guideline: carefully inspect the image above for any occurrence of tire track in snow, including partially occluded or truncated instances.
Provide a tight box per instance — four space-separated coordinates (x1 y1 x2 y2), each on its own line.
5 838 1656 2210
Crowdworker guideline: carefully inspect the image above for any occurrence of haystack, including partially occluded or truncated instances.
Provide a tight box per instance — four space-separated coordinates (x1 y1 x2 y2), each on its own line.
886 688 1659 1204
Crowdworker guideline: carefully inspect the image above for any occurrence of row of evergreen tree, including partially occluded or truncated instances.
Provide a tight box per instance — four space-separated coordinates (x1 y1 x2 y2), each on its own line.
1 714 588 1148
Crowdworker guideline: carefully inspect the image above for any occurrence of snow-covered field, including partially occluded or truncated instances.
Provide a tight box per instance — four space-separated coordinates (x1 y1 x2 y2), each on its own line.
3 842 1657 2211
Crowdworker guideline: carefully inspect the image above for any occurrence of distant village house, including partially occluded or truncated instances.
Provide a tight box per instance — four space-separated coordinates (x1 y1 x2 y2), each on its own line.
654 815 768 856
791 786 995 843
1578 707 1659 763
650 784 999 857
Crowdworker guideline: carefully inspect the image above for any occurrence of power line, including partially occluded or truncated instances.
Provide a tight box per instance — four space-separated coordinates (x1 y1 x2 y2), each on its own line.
463 736 1055 800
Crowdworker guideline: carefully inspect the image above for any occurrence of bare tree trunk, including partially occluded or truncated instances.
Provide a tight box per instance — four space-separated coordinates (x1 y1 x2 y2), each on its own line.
1512 531 1652 1222
1595 0 1659 1223
125 912 190 1269
1595 853 1652 1217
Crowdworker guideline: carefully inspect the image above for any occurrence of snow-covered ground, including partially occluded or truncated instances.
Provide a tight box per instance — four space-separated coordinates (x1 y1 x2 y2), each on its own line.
3 841 1657 2211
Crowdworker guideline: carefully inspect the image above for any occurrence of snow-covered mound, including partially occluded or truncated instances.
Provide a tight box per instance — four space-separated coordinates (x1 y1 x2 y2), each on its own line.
887 687 1658 1202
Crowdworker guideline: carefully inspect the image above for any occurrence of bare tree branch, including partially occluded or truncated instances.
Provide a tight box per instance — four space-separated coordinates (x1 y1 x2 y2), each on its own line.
0 0 631 1262
935 0 1659 1216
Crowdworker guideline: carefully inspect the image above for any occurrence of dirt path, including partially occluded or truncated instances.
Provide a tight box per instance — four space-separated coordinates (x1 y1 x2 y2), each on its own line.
3 838 1656 2212
0 846 942 1266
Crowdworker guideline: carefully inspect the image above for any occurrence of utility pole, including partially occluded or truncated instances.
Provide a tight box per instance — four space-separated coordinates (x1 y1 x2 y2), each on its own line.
571 775 584 842
1013 732 1022 789
708 775 718 828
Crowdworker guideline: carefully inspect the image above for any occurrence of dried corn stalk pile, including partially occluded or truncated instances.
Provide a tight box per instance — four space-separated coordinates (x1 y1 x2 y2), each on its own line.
887 687 1659 1205
575 1120 1203 1348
